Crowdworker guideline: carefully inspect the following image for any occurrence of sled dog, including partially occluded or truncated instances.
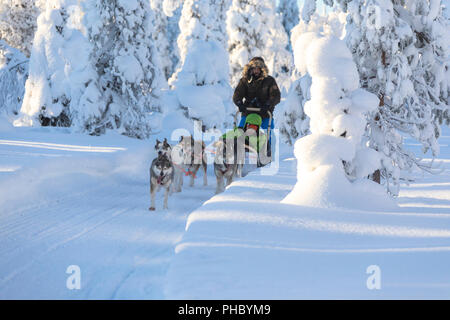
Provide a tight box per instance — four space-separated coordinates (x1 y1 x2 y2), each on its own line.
172 136 207 190
213 138 241 194
149 153 174 211
154 138 172 159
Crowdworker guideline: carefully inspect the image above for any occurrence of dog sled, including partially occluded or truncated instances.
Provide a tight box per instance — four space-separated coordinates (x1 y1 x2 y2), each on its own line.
220 107 273 176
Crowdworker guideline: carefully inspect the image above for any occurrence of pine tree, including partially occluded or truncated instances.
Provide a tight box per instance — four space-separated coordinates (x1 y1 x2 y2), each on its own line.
0 40 28 119
19 0 167 139
278 5 348 145
301 0 317 23
0 0 44 56
276 75 311 145
81 0 167 138
164 0 182 79
277 0 299 37
226 0 294 91
19 0 90 128
169 0 234 130
175 0 231 68
282 33 387 210
150 0 175 80
333 0 448 195
402 0 449 126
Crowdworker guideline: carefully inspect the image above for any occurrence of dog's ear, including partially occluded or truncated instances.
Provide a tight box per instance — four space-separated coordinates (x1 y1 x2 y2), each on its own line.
163 138 170 147
155 139 160 145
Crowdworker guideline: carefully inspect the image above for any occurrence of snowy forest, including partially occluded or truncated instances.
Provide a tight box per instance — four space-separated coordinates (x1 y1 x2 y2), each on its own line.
1 0 448 196
0 0 450 300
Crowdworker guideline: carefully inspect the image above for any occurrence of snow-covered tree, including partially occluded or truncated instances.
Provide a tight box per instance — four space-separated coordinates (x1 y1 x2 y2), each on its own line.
162 0 182 16
164 0 182 79
331 0 448 195
150 0 175 80
282 33 392 210
0 0 44 56
175 0 231 69
277 8 348 145
169 0 234 130
291 9 347 48
0 40 28 120
301 0 317 23
81 0 167 138
277 0 299 38
401 0 449 126
18 0 94 128
226 0 294 91
276 74 311 145
18 0 167 139
170 39 235 130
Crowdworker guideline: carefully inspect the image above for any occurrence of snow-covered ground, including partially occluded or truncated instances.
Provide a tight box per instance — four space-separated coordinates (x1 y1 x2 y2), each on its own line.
0 124 449 299
0 125 217 299
165 126 450 299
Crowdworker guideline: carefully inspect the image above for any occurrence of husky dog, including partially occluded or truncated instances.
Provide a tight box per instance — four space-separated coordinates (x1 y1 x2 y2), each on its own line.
170 142 185 193
173 136 208 189
213 138 240 194
149 153 174 211
155 138 172 159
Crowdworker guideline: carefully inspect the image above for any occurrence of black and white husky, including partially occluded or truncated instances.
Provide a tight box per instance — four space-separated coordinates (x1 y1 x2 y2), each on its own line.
149 153 174 211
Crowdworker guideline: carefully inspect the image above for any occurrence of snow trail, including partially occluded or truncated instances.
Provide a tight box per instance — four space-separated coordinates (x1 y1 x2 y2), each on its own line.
0 128 217 299
1 126 450 299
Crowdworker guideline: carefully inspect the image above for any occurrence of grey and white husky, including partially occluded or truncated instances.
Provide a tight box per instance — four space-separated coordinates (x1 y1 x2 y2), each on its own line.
149 153 174 211
171 136 207 192
213 138 241 194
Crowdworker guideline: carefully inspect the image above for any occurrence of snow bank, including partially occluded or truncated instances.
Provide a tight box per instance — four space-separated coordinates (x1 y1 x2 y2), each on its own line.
0 129 155 215
165 154 450 299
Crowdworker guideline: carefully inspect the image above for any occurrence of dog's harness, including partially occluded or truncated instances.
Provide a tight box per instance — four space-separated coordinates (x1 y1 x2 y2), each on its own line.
173 162 197 179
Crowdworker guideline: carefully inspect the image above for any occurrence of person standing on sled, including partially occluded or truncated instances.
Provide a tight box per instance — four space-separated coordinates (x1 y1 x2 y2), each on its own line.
232 57 281 158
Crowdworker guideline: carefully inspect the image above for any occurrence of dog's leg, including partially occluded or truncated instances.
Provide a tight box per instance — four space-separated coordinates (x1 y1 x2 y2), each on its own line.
215 174 224 194
189 165 198 187
236 164 242 178
172 170 180 193
150 182 156 211
202 159 208 186
169 177 174 195
226 174 233 187
164 185 170 209
177 170 183 192
180 168 184 190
